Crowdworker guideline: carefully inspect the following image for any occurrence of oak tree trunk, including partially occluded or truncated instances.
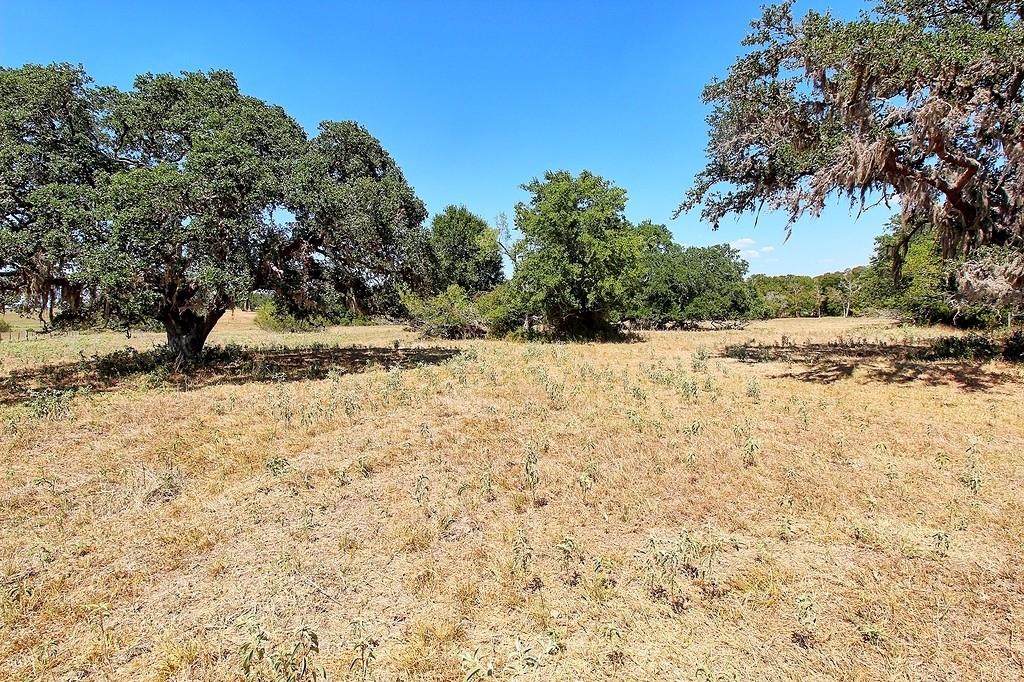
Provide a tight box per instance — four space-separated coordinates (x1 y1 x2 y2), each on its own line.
163 308 226 362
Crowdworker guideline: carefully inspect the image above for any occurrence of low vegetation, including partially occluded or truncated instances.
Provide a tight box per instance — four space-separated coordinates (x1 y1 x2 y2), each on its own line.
1 313 1022 680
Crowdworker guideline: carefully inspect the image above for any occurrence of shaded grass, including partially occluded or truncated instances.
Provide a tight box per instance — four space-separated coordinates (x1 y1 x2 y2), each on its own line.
0 343 461 406
722 334 1021 391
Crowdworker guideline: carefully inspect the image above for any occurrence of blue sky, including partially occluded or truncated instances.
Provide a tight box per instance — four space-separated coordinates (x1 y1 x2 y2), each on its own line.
0 0 892 275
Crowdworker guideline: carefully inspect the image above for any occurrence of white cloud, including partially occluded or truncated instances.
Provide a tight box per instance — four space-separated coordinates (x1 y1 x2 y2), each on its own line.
760 245 775 253
742 249 760 259
730 237 755 249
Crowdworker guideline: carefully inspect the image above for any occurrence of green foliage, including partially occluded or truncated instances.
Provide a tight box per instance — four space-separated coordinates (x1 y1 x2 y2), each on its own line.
475 278 528 337
0 63 110 324
239 622 326 682
749 275 821 319
1 64 428 361
854 219 1020 326
484 171 762 336
750 268 864 319
1004 330 1024 361
622 223 756 324
506 170 645 338
254 302 331 333
402 285 486 339
921 334 997 361
26 388 76 420
683 0 1024 261
857 226 955 324
0 319 10 333
428 205 504 294
288 120 432 319
677 245 756 321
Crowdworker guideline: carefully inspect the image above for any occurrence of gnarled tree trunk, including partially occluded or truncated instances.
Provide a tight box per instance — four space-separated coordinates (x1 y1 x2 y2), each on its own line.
162 307 226 362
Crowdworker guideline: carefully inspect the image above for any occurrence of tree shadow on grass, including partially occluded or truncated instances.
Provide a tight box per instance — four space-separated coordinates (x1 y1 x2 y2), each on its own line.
0 343 463 406
721 340 1019 392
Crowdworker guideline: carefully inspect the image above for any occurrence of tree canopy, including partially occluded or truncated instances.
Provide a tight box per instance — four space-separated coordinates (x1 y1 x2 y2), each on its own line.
682 0 1023 282
507 170 645 337
623 222 756 324
0 64 429 359
0 63 111 320
427 205 504 294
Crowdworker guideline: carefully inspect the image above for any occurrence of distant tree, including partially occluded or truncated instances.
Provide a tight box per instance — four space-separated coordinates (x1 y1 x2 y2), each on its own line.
428 205 503 294
749 274 819 318
682 0 1024 287
837 268 864 317
678 244 757 321
508 170 645 337
620 221 689 323
623 223 757 323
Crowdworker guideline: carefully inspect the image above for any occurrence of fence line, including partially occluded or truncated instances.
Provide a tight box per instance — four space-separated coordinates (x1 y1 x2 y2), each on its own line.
0 329 84 343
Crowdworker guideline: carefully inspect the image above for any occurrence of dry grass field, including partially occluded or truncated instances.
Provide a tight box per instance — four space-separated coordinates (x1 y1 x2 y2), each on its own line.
1 313 1022 681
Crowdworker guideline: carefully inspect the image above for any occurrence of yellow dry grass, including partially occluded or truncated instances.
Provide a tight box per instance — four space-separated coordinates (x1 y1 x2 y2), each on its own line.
1 313 1022 680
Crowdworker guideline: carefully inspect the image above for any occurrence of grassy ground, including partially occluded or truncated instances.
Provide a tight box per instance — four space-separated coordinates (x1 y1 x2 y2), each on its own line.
1 314 1021 681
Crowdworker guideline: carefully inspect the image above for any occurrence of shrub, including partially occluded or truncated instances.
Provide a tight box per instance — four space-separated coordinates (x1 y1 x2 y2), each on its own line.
920 333 998 361
476 283 527 338
26 388 76 420
1003 330 1024 362
402 285 485 339
254 302 330 333
0 318 10 333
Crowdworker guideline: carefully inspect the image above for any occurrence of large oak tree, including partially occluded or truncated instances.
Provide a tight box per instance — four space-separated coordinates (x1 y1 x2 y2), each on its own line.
682 0 1023 287
0 64 429 360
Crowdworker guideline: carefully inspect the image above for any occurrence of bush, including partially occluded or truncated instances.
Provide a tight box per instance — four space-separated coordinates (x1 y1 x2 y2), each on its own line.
0 318 10 333
1002 330 1024 362
920 333 999 361
47 306 164 333
402 285 486 339
476 283 528 338
254 302 330 333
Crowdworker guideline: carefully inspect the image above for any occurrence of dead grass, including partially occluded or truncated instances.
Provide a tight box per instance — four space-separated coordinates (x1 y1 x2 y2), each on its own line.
1 314 1022 680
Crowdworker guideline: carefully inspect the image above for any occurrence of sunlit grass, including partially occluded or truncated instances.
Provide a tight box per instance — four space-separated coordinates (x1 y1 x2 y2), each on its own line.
1 314 1021 680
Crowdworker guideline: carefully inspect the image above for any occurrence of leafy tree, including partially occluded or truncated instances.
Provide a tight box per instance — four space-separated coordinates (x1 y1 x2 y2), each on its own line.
428 205 503 294
858 222 957 323
288 120 431 318
682 0 1024 277
0 63 111 322
623 223 757 323
0 65 430 360
837 269 865 317
620 221 690 323
749 274 821 318
92 70 307 358
678 244 758 321
508 170 645 337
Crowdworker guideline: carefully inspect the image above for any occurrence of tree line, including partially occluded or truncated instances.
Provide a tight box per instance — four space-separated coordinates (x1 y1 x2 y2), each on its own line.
0 64 759 351
3 0 1022 355
403 170 758 339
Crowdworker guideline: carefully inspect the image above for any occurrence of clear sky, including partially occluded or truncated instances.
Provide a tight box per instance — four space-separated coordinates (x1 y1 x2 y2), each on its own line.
0 0 892 276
